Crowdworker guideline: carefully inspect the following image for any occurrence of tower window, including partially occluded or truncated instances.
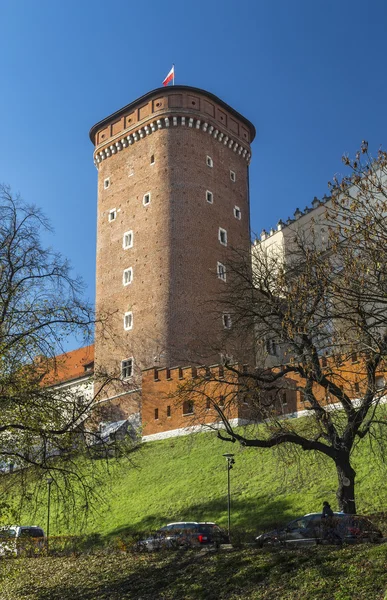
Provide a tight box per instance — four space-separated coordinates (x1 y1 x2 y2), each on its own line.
108 209 116 222
265 339 277 356
154 408 159 420
104 177 110 189
121 358 133 379
167 405 171 417
206 190 213 204
206 156 213 168
230 170 236 182
123 267 133 286
143 192 151 206
222 313 232 329
150 155 155 165
234 206 241 220
123 231 133 249
217 262 226 282
218 228 227 246
124 311 133 330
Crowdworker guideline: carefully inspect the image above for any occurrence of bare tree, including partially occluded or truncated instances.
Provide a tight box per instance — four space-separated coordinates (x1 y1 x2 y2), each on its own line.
177 143 387 515
0 185 138 524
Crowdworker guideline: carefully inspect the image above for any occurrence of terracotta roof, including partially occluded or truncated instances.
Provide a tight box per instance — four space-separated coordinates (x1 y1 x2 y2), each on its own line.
42 344 94 386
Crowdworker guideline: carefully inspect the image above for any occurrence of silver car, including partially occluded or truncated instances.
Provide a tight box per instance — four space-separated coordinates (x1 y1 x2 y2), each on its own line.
0 526 45 557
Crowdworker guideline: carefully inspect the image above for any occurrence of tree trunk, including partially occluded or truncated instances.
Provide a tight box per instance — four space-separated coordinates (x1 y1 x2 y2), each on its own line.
335 454 356 514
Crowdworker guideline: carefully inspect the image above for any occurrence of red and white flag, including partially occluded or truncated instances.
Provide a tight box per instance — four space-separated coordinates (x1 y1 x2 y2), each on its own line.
163 65 174 87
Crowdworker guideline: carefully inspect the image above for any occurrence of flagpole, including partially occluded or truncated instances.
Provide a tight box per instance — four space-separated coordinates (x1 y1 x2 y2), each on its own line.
173 64 175 86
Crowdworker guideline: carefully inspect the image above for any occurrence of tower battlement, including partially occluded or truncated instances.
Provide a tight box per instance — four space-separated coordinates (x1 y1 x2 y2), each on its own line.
90 86 255 168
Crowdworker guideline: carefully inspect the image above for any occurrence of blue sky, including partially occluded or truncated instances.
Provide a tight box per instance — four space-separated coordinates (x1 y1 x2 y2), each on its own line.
1 0 386 339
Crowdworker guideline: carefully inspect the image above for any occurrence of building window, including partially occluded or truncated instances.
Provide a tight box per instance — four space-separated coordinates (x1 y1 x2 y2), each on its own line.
218 228 227 246
206 156 213 168
351 352 358 364
166 368 171 380
234 206 241 220
265 339 277 356
354 382 360 393
143 192 151 206
167 405 171 417
218 395 225 407
281 392 287 406
123 231 133 249
183 400 194 415
206 398 211 410
124 311 133 330
230 170 236 182
154 408 159 420
222 313 232 329
121 358 133 379
217 262 226 282
108 209 116 222
150 154 155 165
178 367 183 379
206 190 213 204
123 267 133 286
104 177 110 189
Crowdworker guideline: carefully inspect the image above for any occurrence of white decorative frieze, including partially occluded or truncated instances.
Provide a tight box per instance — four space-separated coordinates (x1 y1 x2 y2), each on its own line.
93 115 251 167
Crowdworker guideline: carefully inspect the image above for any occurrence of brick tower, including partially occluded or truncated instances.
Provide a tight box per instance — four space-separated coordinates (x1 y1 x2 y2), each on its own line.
90 86 255 386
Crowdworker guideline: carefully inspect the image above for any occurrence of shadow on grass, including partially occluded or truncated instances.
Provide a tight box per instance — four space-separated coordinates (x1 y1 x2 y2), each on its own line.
104 496 297 544
16 546 360 600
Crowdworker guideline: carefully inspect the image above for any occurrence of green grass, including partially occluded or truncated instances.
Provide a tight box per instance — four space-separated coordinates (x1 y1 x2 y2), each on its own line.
1 544 387 600
3 424 387 539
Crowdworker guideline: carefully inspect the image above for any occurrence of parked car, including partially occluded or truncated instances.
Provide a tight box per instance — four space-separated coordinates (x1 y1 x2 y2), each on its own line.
256 513 383 547
0 526 45 557
136 521 229 551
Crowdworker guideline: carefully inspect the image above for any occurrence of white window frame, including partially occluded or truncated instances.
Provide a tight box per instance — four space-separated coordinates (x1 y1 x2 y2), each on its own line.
206 155 213 168
218 227 227 246
104 177 110 189
217 262 226 282
108 209 116 222
234 206 241 220
124 311 133 331
123 267 133 286
206 190 213 204
222 313 232 329
121 358 133 379
143 192 151 206
123 231 133 249
230 170 236 182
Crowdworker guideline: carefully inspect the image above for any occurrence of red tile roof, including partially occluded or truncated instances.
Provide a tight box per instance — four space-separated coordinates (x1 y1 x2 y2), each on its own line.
42 344 94 386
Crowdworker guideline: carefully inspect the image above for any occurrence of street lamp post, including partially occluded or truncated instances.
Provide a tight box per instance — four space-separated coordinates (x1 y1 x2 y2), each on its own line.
46 477 53 554
223 453 235 541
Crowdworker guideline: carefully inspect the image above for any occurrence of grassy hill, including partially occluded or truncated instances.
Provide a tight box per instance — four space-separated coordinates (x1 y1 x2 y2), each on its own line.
5 425 387 539
1 544 387 600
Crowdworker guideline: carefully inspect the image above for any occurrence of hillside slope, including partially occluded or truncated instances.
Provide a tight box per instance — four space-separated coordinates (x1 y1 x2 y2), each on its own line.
8 426 386 538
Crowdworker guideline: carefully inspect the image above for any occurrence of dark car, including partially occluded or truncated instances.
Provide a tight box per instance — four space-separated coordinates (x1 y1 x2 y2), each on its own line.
137 521 229 551
256 512 383 547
